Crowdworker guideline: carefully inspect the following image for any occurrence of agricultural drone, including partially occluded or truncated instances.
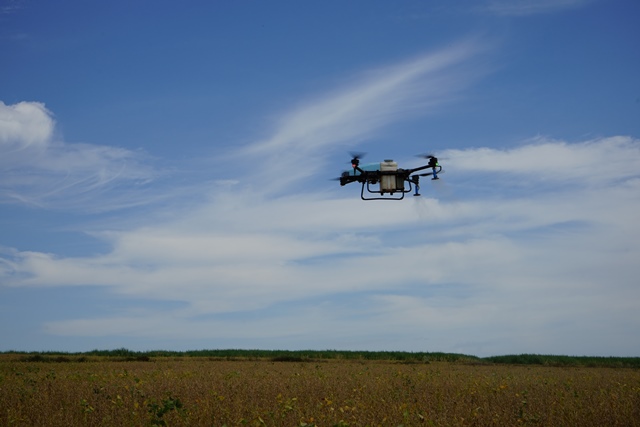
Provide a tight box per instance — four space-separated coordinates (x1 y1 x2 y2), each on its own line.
336 153 443 200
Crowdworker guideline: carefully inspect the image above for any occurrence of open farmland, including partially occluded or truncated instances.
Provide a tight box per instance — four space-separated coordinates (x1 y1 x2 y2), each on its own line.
1 353 639 426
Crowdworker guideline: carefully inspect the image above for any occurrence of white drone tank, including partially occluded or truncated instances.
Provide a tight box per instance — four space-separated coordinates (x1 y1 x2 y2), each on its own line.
380 159 398 193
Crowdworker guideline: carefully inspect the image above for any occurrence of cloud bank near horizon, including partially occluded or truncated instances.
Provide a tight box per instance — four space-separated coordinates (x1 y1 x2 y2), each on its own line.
2 131 638 355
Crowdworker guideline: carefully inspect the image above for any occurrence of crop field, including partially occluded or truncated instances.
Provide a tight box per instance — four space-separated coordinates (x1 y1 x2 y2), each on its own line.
1 353 639 426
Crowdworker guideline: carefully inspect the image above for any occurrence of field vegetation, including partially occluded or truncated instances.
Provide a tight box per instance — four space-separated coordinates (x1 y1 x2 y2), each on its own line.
1 350 639 426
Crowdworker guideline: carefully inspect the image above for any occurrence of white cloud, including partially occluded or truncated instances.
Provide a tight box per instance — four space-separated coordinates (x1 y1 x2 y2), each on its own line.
0 101 54 149
445 136 639 185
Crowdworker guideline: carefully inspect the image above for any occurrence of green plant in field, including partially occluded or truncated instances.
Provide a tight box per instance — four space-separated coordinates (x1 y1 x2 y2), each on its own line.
147 396 185 426
80 398 95 413
80 398 95 424
515 389 540 424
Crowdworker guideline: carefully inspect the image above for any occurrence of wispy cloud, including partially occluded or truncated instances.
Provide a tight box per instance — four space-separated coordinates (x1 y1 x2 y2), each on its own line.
241 40 489 194
483 0 593 16
0 0 24 15
0 101 159 211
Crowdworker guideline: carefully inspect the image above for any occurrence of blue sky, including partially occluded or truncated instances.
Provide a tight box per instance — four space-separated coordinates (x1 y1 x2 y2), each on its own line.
1 0 639 357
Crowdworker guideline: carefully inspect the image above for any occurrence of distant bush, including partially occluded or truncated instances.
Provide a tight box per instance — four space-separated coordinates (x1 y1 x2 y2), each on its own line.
21 354 88 363
484 354 640 368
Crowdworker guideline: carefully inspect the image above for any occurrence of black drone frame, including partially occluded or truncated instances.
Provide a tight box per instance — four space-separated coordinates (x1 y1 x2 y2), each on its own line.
338 155 442 201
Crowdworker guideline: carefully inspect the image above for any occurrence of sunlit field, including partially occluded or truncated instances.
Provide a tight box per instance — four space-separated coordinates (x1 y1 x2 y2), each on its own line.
1 352 639 426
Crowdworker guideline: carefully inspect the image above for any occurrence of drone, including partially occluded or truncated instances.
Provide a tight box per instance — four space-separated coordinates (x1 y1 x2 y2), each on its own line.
336 153 443 200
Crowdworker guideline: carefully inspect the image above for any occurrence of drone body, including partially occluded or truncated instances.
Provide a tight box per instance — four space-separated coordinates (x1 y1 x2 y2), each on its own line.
337 154 442 200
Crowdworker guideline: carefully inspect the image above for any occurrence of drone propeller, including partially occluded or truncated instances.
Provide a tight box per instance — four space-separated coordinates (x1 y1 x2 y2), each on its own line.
415 153 440 169
349 151 366 168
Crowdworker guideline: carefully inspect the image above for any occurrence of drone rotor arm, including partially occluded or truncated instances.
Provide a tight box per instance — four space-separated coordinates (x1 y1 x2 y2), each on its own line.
416 166 443 176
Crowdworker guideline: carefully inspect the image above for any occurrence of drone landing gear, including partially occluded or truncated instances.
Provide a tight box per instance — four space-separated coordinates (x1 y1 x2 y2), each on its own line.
360 180 420 200
360 181 407 200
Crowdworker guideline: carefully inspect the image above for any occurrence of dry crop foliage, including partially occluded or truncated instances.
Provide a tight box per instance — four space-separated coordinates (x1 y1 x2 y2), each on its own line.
1 355 639 426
